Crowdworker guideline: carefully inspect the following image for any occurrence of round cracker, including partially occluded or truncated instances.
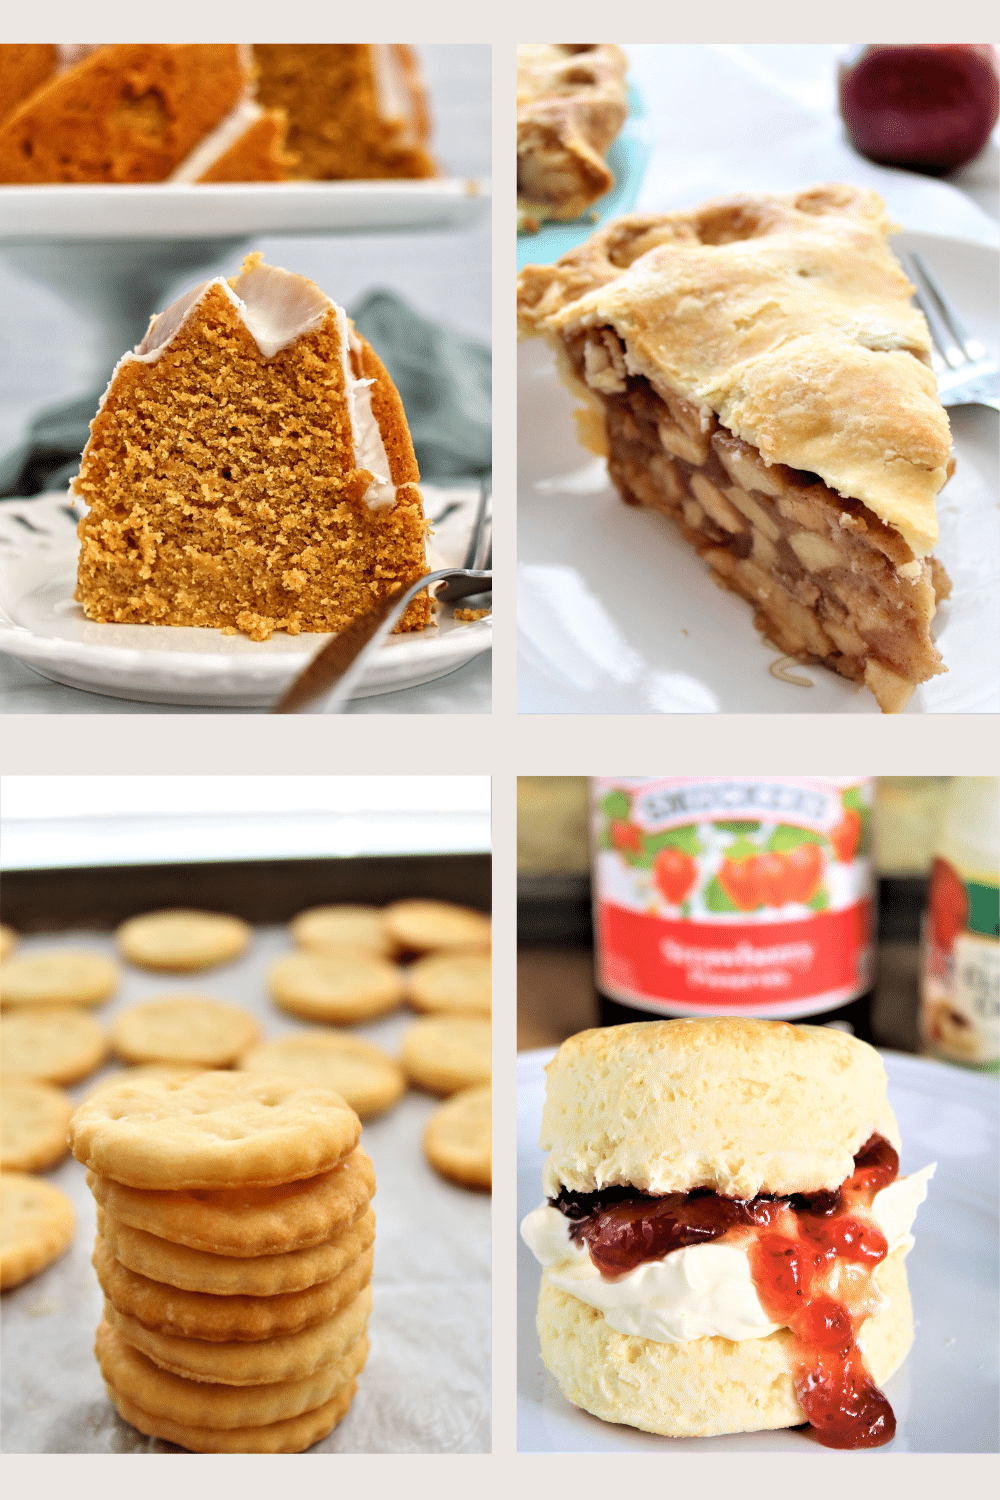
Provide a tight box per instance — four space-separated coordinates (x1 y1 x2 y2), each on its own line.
0 924 18 962
0 1173 75 1288
290 906 391 957
83 1063 206 1102
93 1235 367 1342
87 1146 375 1256
105 1280 373 1385
239 1033 405 1119
402 1016 491 1096
68 1071 360 1190
105 1375 358 1453
423 1083 491 1191
96 1317 366 1429
1 1076 73 1172
111 997 260 1068
97 1204 376 1296
0 1006 108 1084
269 951 404 1025
406 950 492 1016
0 949 118 1008
117 910 250 972
383 899 491 954
407 948 491 1020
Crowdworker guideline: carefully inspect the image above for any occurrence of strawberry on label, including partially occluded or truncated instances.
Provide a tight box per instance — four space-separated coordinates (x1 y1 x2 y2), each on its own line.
654 847 697 905
830 808 861 863
610 820 643 855
782 843 825 905
716 855 764 912
928 857 968 951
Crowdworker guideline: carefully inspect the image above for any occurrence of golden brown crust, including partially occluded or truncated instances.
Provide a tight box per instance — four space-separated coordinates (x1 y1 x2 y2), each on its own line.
98 1203 376 1296
95 1316 366 1428
518 186 951 555
517 45 628 228
0 1173 75 1289
540 1019 899 1199
87 1147 375 1256
105 1375 358 1451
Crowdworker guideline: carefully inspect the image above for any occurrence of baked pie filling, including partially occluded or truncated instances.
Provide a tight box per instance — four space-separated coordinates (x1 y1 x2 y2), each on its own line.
518 187 955 712
568 326 949 709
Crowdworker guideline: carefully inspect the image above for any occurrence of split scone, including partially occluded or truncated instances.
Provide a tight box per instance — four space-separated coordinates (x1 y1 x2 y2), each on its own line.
521 1019 933 1447
517 45 628 232
517 185 954 712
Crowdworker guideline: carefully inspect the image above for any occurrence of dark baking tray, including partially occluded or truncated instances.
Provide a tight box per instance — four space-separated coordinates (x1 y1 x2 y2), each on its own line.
2 852 491 933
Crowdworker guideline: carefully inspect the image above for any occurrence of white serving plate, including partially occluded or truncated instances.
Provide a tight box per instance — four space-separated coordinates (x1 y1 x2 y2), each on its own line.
0 179 490 241
517 1046 999 1453
0 485 490 708
518 232 999 714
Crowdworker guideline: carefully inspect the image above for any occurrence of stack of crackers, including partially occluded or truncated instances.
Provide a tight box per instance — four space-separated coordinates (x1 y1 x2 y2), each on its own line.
68 1071 376 1453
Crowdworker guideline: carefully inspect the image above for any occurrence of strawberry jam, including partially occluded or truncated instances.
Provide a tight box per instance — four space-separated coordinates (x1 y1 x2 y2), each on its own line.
551 1135 901 1448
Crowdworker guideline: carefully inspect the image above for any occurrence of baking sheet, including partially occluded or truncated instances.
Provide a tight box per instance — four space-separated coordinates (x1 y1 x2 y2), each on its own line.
1 923 491 1453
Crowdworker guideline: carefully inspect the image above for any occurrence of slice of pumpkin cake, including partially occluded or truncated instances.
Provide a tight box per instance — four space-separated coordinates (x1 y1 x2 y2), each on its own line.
72 254 431 639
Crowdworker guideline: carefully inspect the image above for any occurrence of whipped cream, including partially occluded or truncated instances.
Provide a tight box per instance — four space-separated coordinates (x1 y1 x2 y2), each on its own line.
521 1164 934 1344
81 265 399 513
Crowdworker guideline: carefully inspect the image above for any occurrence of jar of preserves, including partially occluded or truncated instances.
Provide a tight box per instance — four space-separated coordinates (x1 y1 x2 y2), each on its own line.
591 777 875 1040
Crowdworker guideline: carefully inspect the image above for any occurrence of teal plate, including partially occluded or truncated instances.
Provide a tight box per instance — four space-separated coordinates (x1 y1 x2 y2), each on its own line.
517 82 651 271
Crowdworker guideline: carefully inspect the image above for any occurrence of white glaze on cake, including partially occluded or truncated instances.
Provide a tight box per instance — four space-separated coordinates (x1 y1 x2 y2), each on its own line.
169 96 265 184
76 262 399 512
372 44 418 145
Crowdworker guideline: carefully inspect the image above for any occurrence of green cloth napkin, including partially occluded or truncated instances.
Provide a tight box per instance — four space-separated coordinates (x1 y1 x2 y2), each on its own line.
1 290 491 497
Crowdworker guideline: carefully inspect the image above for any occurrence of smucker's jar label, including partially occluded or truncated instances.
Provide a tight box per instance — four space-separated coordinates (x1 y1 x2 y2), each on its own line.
592 777 874 1018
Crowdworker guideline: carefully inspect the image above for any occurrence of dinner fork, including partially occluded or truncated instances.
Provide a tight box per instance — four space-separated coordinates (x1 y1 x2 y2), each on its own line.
271 482 492 714
901 250 1000 411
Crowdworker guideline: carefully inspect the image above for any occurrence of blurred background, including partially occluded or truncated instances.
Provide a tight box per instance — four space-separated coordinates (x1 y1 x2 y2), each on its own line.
517 777 998 1066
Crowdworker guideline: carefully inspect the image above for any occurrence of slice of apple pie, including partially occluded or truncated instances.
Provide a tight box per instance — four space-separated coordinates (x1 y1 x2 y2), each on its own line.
517 44 628 233
517 185 954 712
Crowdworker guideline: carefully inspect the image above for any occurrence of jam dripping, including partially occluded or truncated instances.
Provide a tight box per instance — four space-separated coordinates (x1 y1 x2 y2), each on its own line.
552 1134 901 1449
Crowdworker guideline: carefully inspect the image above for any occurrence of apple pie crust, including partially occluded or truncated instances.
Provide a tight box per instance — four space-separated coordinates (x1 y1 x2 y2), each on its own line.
517 45 628 232
517 185 954 712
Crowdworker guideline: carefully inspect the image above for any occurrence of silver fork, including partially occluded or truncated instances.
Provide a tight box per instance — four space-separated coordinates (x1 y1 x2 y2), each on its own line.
271 482 492 714
901 249 999 410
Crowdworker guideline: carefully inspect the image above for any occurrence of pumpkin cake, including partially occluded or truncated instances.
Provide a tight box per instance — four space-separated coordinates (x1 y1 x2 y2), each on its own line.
72 254 431 640
0 43 436 184
0 44 290 184
254 45 436 180
518 185 954 712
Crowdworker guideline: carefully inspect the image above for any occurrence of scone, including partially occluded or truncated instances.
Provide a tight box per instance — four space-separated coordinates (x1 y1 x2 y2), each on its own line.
521 1018 933 1448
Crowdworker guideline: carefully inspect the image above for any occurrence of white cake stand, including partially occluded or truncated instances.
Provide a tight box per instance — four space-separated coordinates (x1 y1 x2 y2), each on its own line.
0 179 490 490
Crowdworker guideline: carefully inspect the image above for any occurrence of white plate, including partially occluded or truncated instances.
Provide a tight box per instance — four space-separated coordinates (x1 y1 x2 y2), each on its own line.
517 1046 999 1453
0 179 489 241
0 485 491 708
518 232 999 714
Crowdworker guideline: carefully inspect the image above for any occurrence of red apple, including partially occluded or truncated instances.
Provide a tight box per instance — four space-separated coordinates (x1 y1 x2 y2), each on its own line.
839 45 999 176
